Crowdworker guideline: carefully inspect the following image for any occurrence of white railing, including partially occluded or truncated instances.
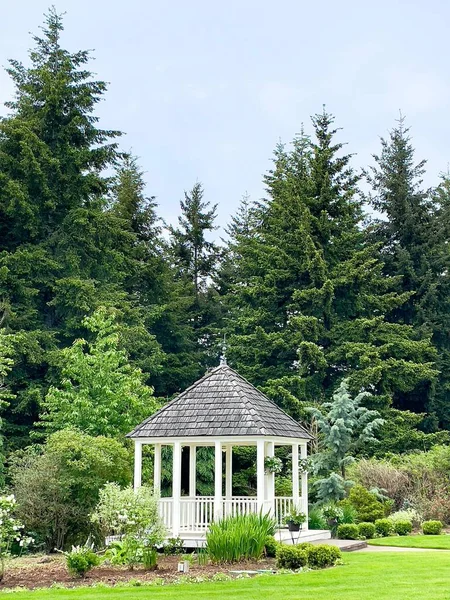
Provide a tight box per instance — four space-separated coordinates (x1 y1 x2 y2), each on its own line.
180 496 214 531
223 496 258 517
275 496 293 525
159 498 173 529
159 496 305 532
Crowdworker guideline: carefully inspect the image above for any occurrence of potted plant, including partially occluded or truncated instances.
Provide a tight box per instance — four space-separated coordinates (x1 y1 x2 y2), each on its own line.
264 456 283 475
283 506 307 532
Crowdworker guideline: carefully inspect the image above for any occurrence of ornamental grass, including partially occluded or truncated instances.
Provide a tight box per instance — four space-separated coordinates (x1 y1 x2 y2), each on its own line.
206 512 276 563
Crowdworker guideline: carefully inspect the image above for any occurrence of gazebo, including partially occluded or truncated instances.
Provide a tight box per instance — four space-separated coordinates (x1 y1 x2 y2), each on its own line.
128 362 326 545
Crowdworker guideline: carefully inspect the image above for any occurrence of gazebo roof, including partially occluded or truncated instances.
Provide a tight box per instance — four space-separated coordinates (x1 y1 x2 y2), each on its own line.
127 364 312 440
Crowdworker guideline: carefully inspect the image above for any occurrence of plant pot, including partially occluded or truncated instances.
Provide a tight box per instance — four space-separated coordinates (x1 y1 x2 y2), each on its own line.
287 520 302 532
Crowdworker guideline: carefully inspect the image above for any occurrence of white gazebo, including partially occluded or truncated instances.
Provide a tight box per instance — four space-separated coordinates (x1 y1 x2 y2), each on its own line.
128 362 327 545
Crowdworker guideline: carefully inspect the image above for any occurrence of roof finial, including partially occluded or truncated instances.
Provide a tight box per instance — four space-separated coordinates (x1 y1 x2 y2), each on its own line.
220 334 227 366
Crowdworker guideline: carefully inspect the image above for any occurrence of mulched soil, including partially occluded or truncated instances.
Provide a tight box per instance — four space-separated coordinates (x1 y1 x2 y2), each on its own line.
1 554 277 590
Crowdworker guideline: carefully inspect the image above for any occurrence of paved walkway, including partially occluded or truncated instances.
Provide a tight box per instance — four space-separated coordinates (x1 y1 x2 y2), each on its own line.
310 538 447 552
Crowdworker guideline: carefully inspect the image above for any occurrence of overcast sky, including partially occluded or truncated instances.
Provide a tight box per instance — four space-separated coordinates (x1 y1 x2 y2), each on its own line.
1 1 449 233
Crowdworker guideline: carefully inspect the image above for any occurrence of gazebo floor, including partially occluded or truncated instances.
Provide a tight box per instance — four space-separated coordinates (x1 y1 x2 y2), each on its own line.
177 529 331 548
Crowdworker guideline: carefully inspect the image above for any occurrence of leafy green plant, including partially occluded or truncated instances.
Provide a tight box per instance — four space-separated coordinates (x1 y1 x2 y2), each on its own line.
308 507 326 530
163 537 184 555
264 536 278 557
306 544 341 569
264 456 283 474
337 524 359 540
195 549 209 566
375 518 393 537
275 545 308 569
64 543 100 578
422 520 443 535
358 522 376 539
283 505 307 527
394 520 412 536
346 485 385 522
339 503 358 524
206 513 276 563
388 509 422 529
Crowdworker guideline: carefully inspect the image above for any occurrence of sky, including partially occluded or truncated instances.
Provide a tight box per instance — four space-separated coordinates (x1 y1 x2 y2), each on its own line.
1 0 449 235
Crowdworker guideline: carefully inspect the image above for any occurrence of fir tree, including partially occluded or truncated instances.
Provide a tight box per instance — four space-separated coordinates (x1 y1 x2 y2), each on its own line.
223 110 437 434
366 117 448 422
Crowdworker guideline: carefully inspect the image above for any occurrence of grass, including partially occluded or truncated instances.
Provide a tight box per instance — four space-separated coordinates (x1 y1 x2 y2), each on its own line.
4 552 450 599
368 534 450 549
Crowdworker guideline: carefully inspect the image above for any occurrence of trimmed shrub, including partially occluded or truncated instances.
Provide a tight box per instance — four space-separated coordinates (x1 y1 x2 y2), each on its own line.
394 520 412 536
358 522 376 539
65 545 100 578
375 518 393 537
276 545 308 569
346 485 385 522
336 524 359 540
264 536 278 558
422 520 443 535
306 544 341 569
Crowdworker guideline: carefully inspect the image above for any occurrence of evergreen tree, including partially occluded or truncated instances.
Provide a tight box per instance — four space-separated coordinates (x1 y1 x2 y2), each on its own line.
367 117 449 422
0 10 162 448
223 110 437 432
309 379 384 502
166 182 222 386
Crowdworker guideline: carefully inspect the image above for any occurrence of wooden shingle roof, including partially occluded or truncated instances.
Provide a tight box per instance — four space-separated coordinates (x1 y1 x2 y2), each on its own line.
127 364 312 440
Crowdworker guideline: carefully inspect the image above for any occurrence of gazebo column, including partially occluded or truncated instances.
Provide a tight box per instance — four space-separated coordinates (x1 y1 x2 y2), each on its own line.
172 441 182 536
265 440 275 515
189 445 196 497
256 439 265 512
153 443 161 494
225 445 233 515
300 442 308 529
214 441 223 519
292 443 299 509
133 440 142 490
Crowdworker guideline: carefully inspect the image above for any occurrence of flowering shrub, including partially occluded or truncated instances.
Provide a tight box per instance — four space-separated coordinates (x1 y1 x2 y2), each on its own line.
92 484 166 569
388 509 422 529
0 495 33 581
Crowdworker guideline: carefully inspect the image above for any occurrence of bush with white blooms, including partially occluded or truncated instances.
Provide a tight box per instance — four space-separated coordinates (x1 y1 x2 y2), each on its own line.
0 495 33 580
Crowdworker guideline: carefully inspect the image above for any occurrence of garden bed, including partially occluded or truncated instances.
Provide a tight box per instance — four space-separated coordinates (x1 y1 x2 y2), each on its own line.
1 554 277 590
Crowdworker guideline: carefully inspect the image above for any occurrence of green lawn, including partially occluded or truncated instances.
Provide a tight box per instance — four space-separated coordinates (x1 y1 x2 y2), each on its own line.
4 552 450 600
368 534 450 549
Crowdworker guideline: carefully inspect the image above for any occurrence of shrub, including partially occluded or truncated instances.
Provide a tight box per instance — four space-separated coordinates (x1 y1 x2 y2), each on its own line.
336 524 359 540
388 509 422 529
92 484 165 543
264 536 278 557
354 459 411 509
65 544 100 578
308 507 326 530
375 519 393 537
358 522 376 539
0 495 33 581
394 520 412 536
276 545 308 569
346 485 385 522
11 431 131 551
306 544 341 569
206 513 276 563
422 520 443 535
163 537 184 555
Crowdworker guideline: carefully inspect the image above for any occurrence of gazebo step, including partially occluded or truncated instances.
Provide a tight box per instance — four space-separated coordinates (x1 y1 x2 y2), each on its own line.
276 529 332 545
